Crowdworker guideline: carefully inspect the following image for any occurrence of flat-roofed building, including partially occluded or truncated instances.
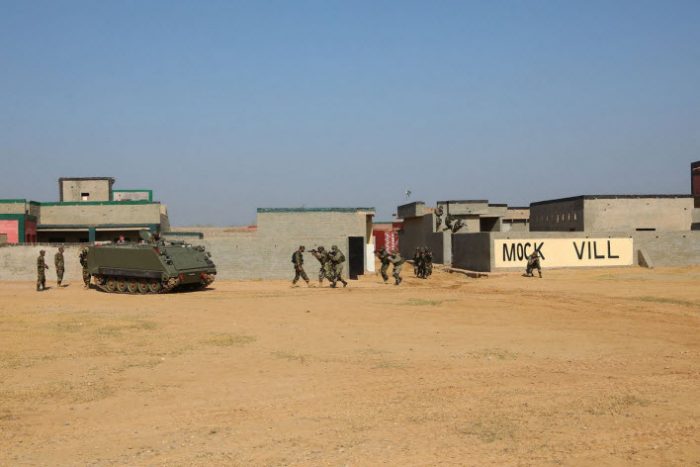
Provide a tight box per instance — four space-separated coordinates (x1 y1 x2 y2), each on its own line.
0 177 169 244
530 195 695 232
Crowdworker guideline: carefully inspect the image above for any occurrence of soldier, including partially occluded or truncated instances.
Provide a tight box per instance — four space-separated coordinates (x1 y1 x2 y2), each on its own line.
526 251 542 278
413 247 423 278
36 250 49 291
452 218 465 233
54 246 65 287
443 214 455 232
375 247 391 284
435 205 444 231
311 246 332 286
291 245 311 287
424 247 433 277
328 245 348 288
79 247 91 288
389 250 405 285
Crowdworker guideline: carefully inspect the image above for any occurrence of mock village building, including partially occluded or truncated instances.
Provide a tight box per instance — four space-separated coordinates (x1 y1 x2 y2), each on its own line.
0 177 169 244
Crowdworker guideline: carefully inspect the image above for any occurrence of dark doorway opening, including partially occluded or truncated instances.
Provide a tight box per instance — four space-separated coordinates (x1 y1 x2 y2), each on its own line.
348 236 365 280
479 217 499 232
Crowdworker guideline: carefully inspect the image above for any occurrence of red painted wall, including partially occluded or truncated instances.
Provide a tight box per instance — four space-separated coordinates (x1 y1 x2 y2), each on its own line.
0 219 20 244
25 219 37 243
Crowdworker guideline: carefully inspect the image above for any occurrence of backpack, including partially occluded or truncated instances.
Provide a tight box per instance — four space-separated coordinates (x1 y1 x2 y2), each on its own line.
291 252 297 264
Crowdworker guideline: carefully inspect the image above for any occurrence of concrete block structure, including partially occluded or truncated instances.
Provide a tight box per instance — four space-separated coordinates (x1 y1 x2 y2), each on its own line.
170 207 376 280
397 200 530 264
0 177 169 244
530 195 695 232
59 177 114 202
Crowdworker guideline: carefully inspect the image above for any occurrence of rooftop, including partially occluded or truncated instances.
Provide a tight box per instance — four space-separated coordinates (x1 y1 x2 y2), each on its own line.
531 194 693 207
257 207 375 213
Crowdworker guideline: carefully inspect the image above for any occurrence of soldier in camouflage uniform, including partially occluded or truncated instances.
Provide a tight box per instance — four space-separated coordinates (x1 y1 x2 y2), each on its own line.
37 250 49 291
79 247 91 288
389 251 405 286
526 251 542 278
54 246 65 287
424 247 433 277
443 214 455 232
311 246 333 285
435 205 444 231
291 245 311 287
328 245 348 288
375 247 391 283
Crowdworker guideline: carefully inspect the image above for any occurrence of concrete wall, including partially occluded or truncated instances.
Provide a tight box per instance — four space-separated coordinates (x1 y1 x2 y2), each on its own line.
0 245 85 281
452 231 700 272
39 203 163 226
61 180 112 202
452 233 491 271
397 202 429 219
530 198 584 231
584 197 694 231
0 202 26 215
113 191 151 201
0 233 6 245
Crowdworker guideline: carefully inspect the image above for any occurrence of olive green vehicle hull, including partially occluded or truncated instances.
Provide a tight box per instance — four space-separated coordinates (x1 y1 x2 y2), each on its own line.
87 242 216 294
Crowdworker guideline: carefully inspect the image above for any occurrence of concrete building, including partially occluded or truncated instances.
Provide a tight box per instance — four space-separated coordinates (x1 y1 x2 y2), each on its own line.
397 200 530 263
692 161 700 197
529 195 695 232
0 177 169 244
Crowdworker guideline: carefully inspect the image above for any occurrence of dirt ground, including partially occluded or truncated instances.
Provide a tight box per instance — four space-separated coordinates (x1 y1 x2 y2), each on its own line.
1 266 699 466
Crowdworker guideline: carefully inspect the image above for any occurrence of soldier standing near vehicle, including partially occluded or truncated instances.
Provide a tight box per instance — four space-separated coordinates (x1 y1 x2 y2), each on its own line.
328 245 348 288
526 251 542 278
37 250 49 291
389 250 405 285
54 246 65 287
376 247 391 284
79 247 91 288
311 246 332 286
291 246 311 287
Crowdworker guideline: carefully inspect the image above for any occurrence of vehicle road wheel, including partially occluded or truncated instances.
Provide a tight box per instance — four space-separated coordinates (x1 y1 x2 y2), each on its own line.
148 281 162 293
127 280 139 294
116 279 128 293
105 277 117 292
137 280 149 294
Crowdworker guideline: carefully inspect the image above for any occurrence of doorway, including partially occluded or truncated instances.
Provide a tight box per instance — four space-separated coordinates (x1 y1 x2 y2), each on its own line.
348 236 365 279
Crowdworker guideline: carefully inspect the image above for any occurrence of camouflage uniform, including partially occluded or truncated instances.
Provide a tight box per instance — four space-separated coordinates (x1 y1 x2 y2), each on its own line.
389 252 405 286
54 247 65 286
443 214 454 232
79 248 90 288
435 205 444 231
413 247 422 277
291 247 310 286
36 250 49 291
424 248 433 277
376 248 391 283
311 247 333 285
526 252 542 278
328 245 348 288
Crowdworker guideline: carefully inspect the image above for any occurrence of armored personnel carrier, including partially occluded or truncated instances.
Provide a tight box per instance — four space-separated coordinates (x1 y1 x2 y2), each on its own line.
87 231 216 294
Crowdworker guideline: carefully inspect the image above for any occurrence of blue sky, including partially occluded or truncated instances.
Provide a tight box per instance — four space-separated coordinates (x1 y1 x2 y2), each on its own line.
1 0 698 225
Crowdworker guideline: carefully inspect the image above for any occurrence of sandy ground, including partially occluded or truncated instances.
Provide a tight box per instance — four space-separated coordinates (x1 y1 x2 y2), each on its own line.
1 266 699 466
